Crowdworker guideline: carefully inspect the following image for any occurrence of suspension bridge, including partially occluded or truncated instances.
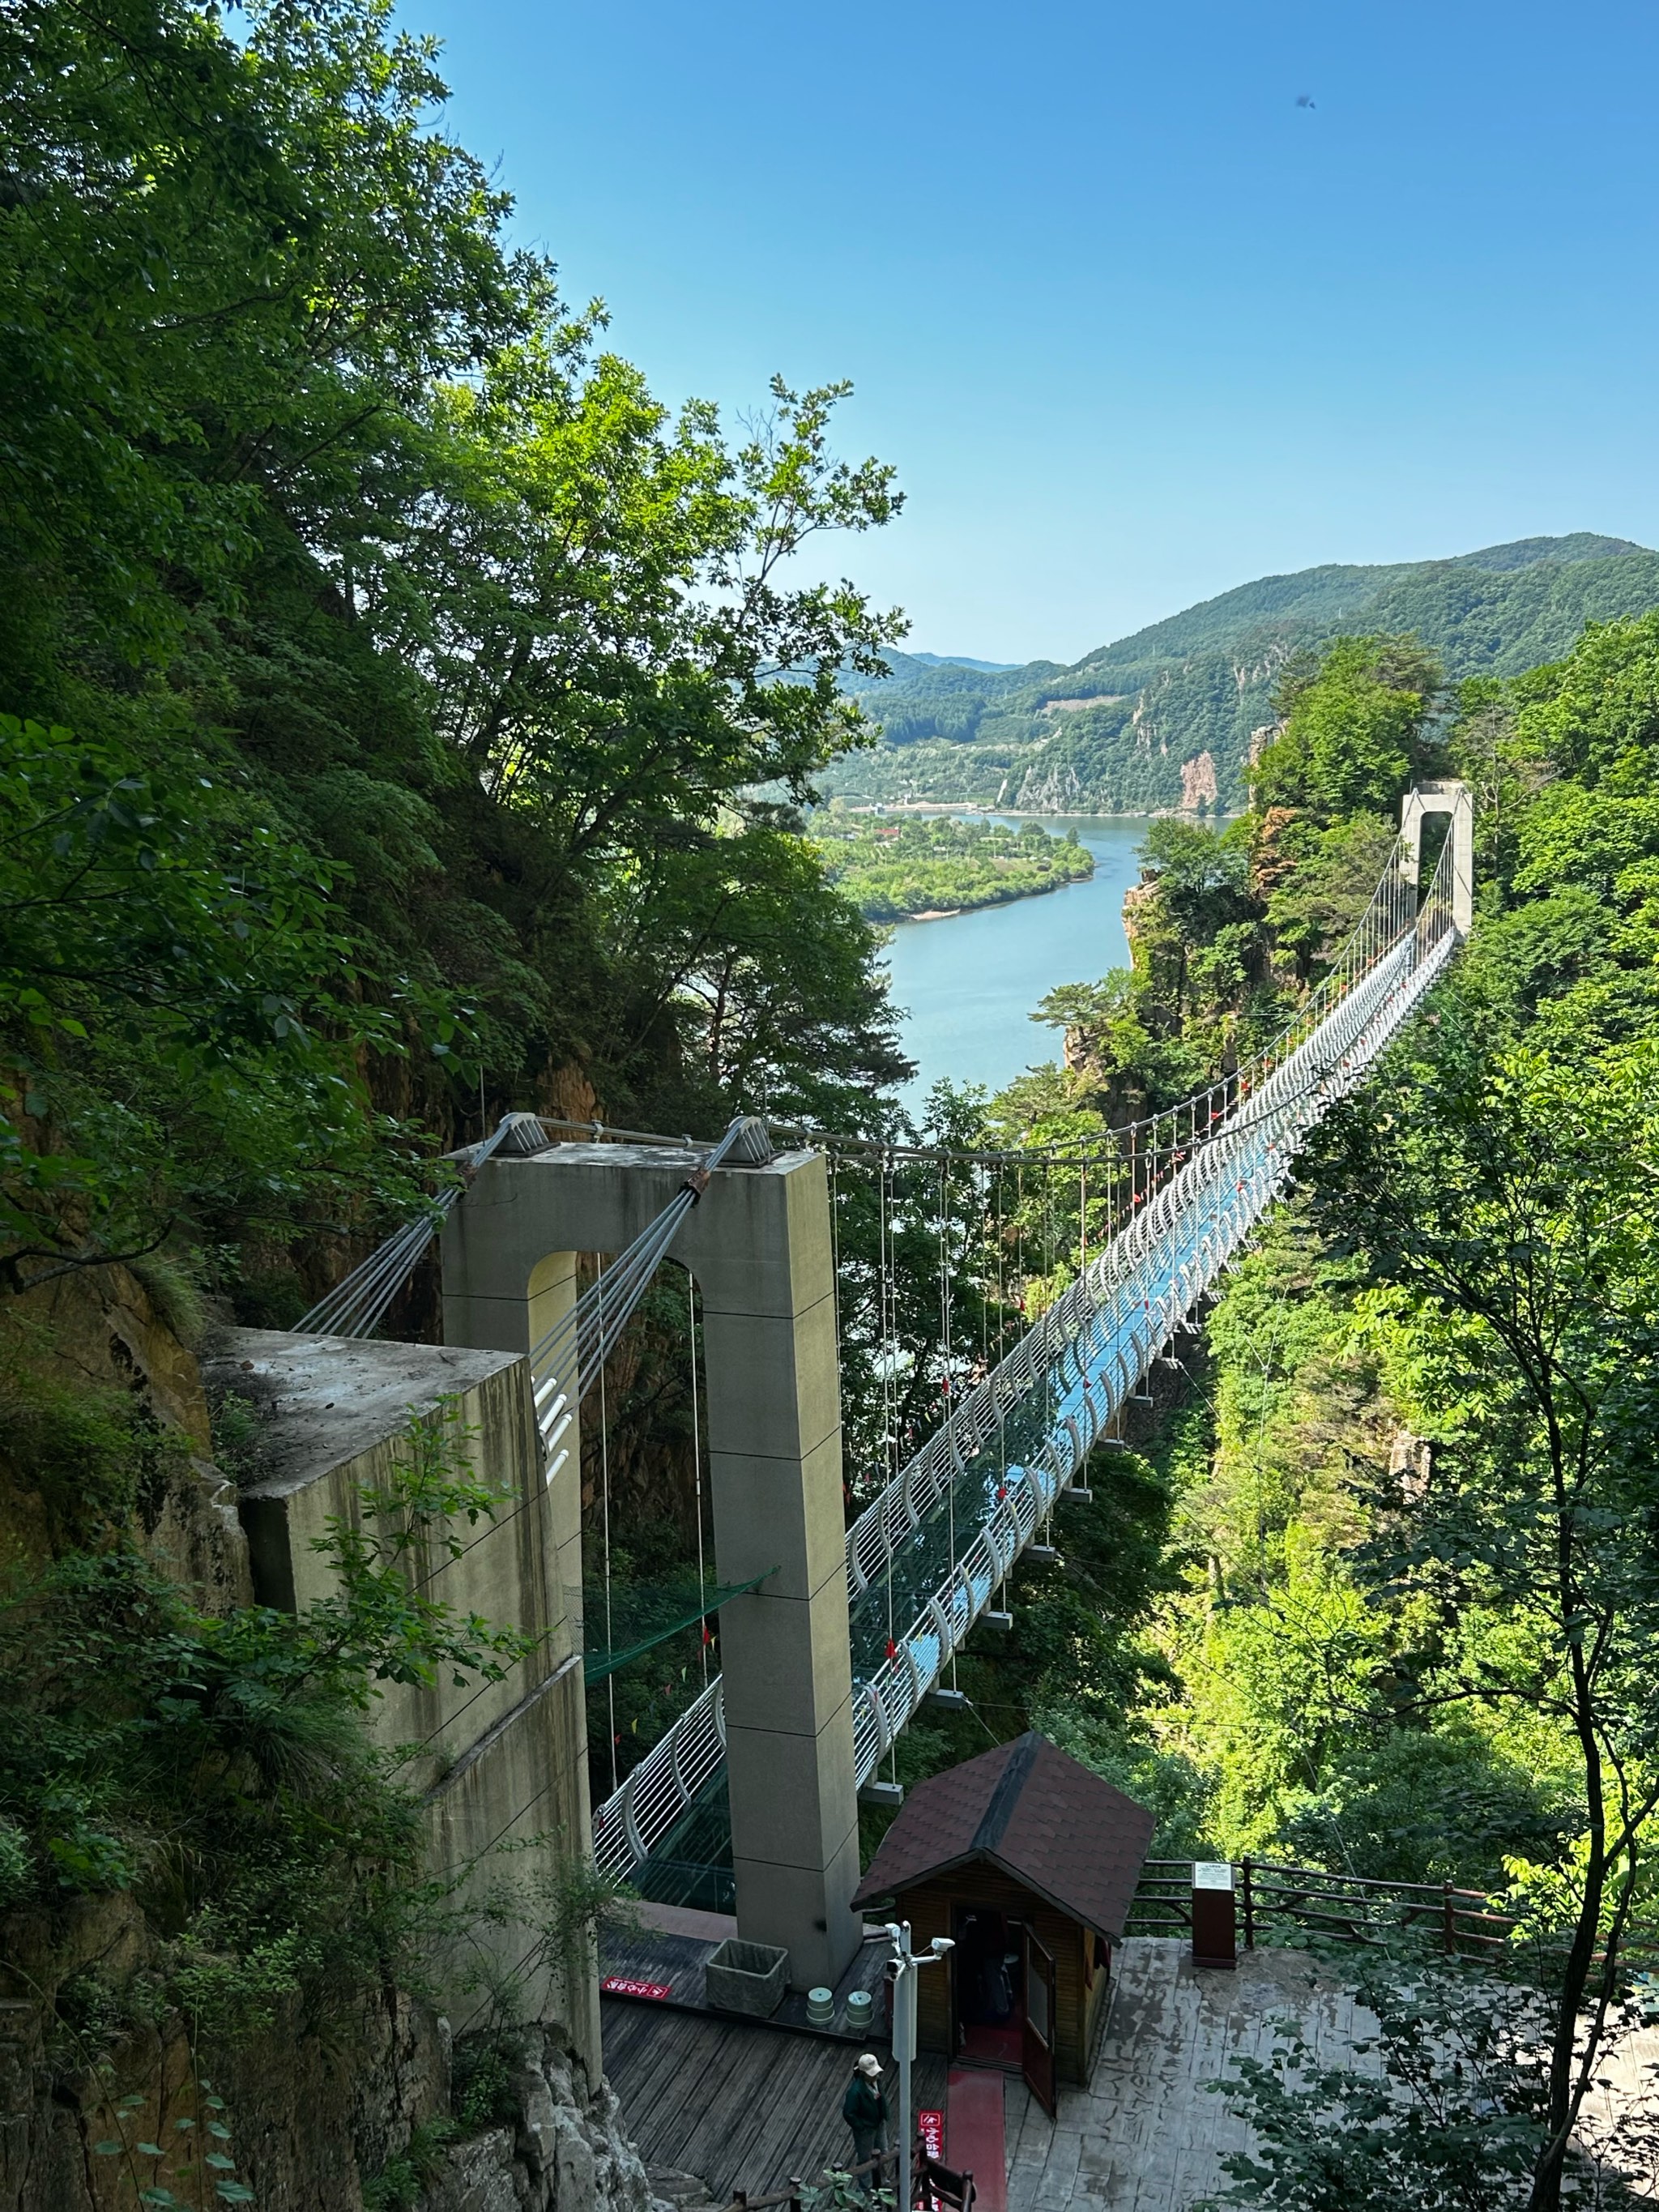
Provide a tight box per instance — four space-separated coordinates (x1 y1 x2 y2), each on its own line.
295 779 1472 1996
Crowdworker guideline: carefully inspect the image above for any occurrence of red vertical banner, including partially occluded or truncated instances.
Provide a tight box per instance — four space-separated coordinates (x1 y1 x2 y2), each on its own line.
916 2109 947 2206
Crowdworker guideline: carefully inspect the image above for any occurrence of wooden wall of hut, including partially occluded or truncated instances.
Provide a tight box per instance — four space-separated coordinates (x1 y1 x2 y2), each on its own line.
891 1864 1112 2086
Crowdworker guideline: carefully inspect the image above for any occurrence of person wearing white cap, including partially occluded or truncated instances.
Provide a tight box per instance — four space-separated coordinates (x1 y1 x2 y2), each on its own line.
840 2052 889 2193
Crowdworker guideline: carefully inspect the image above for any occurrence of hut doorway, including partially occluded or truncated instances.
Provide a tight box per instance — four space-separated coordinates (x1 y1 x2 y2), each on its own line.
951 1904 1022 2067
1021 1923 1058 2118
949 1909 1059 2114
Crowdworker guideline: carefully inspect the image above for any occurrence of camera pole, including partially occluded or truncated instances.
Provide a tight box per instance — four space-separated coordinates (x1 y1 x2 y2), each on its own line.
884 1921 954 2210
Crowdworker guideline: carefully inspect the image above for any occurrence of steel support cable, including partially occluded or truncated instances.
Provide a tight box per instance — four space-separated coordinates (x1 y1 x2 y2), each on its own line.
592 843 1461 1876
295 1116 524 1339
547 840 1427 1180
855 925 1466 1800
783 831 1424 1171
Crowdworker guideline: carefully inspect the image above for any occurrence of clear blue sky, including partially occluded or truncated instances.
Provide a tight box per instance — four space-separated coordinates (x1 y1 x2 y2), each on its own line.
400 0 1659 664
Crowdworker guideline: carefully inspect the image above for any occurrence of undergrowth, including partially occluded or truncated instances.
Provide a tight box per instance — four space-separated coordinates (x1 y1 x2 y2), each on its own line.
0 1390 629 2180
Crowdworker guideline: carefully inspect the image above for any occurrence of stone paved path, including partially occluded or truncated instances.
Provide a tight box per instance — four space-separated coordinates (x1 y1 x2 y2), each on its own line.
1001 1938 1659 2210
1002 1939 1365 2212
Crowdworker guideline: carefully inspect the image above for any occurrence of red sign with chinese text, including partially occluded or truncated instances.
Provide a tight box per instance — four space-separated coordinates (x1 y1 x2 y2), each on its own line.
601 1975 672 2001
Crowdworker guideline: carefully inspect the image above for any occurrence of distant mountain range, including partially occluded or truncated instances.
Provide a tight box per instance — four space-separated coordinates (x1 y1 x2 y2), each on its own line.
827 534 1659 814
899 651 1021 673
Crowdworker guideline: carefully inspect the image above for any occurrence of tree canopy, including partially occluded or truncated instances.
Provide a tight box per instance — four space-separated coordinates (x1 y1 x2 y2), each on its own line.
0 0 915 1311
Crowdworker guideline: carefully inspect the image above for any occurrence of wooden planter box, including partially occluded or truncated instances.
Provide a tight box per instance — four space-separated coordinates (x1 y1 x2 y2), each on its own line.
705 1939 789 2018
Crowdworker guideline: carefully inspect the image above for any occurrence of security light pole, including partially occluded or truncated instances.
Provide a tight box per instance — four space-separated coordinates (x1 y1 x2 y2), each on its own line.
885 1921 953 2210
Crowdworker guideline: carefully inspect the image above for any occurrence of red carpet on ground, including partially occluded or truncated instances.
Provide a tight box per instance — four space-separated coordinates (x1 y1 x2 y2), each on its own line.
945 2068 1007 2212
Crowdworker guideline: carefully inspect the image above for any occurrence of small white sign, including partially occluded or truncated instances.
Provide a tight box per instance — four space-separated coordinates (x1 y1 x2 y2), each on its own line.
1192 1861 1235 1892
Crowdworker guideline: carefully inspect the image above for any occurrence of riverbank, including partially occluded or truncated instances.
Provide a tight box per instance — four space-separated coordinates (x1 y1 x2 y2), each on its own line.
883 814 1149 1108
812 813 1094 924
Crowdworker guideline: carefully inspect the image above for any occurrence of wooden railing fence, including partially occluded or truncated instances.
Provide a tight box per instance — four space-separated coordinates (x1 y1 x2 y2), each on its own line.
1129 1857 1659 1971
1128 1856 1512 1956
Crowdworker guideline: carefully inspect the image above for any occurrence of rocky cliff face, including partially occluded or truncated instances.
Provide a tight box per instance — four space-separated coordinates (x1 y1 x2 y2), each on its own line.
0 1260 250 1603
0 1941 448 2212
0 1979 660 2212
1179 750 1220 808
420 2031 663 2212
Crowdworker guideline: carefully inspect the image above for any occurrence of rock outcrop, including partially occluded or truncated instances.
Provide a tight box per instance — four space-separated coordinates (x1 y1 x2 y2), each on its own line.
419 2031 668 2212
0 1965 446 2212
0 1986 664 2212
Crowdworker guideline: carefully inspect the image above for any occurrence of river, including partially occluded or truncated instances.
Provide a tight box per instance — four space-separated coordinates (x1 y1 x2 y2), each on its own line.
882 814 1151 1111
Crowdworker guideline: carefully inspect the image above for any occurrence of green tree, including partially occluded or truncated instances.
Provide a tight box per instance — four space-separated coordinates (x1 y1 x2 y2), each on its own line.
0 715 432 1292
1448 616 1659 1056
1 0 540 702
1253 634 1440 823
0 0 915 1310
1304 1027 1659 2212
1200 1944 1580 2212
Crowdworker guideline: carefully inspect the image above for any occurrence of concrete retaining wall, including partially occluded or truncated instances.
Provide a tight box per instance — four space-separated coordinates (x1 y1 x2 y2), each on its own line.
206 1328 599 2071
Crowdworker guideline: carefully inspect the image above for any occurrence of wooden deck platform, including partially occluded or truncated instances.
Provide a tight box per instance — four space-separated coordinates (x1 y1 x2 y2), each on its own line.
601 1905 891 2040
603 1998 949 2201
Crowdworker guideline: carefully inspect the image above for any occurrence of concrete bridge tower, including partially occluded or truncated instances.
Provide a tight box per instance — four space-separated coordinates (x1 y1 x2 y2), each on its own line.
1401 778 1474 933
440 1138 862 1995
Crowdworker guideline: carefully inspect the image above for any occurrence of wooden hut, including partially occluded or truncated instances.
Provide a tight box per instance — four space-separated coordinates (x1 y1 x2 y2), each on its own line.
851 1732 1154 2114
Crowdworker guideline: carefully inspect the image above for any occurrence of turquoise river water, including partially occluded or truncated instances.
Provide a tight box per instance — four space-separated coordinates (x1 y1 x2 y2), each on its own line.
881 814 1152 1111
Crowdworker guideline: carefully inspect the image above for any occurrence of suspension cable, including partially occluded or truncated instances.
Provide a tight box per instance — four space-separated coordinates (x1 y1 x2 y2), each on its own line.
293 1116 519 1339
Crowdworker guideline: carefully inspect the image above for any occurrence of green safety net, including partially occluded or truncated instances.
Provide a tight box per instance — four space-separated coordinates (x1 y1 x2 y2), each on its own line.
580 1569 776 1684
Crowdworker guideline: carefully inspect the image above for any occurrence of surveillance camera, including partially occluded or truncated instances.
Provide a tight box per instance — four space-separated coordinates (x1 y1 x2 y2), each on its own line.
930 1937 955 1955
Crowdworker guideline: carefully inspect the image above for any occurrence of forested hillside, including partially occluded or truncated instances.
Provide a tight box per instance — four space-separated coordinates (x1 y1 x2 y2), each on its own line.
811 813 1092 920
825 532 1659 815
874 621 1659 2208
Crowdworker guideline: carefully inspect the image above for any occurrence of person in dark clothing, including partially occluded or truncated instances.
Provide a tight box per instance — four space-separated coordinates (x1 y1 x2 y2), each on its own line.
841 2053 889 2193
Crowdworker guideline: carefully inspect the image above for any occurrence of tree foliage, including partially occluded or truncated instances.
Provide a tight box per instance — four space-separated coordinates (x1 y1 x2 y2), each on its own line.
1302 1033 1659 2206
0 0 913 1317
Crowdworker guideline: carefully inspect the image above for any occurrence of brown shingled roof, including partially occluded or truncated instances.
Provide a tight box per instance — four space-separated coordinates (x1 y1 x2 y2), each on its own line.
851 1732 1155 1941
